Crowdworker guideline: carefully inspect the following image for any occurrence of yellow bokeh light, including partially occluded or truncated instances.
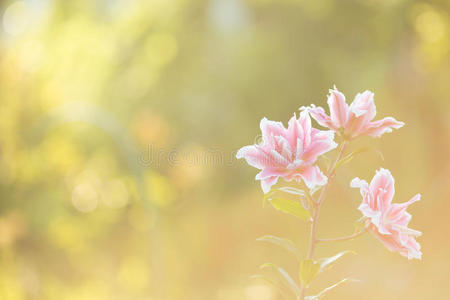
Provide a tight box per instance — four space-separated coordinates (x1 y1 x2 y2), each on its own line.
131 111 171 147
145 171 176 207
42 134 82 173
128 204 156 232
17 40 45 73
71 183 99 213
2 1 30 36
48 217 85 252
0 271 26 300
244 285 273 300
64 282 109 300
415 8 447 43
0 211 26 247
101 178 129 209
143 33 178 68
117 256 150 292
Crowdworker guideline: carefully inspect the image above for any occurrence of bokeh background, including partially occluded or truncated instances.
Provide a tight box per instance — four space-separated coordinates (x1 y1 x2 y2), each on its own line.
0 0 449 299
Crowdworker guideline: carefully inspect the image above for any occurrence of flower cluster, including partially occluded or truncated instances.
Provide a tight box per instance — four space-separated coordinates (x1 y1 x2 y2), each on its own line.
302 86 404 139
236 111 337 193
351 169 422 259
237 86 422 260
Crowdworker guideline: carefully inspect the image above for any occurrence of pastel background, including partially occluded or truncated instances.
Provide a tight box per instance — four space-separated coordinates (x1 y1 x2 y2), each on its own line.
0 0 448 299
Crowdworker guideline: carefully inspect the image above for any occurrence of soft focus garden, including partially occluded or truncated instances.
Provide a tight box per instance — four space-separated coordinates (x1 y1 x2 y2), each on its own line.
0 0 449 299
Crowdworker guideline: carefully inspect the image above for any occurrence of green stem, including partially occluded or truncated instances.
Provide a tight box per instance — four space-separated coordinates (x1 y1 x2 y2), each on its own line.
298 141 347 300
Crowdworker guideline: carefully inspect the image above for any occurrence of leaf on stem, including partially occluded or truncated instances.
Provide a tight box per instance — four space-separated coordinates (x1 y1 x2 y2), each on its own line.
335 147 384 170
318 250 356 273
277 187 306 197
267 197 311 220
305 278 359 300
299 259 320 286
260 263 300 297
279 186 315 209
319 155 331 171
263 190 276 207
256 235 301 259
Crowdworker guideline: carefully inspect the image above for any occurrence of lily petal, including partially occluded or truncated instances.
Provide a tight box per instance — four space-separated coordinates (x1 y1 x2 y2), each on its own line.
328 86 349 128
299 165 328 189
302 105 335 130
364 117 405 138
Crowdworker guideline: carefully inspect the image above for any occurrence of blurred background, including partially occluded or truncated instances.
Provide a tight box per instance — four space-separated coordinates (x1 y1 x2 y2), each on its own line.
0 0 448 299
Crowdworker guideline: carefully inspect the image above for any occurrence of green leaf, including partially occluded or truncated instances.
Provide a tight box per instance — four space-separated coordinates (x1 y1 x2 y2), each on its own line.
335 147 384 170
279 187 313 210
260 263 300 297
318 250 356 273
263 190 276 207
305 278 358 299
300 198 311 211
299 259 320 286
267 197 311 220
256 235 301 259
319 155 331 171
250 274 289 299
277 187 306 197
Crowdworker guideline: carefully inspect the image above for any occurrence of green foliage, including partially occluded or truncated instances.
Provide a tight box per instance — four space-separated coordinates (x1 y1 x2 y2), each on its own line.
299 251 355 289
300 250 356 286
299 259 320 286
277 187 307 196
263 190 277 206
335 147 384 170
268 197 311 220
318 250 356 273
256 235 301 259
260 263 300 298
263 187 311 220
305 278 358 300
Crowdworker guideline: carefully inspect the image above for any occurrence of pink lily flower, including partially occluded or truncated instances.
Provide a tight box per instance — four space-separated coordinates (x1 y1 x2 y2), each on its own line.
302 86 404 139
236 111 337 193
351 168 422 260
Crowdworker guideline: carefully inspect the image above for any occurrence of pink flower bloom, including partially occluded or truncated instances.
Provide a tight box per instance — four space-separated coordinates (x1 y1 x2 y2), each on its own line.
302 86 404 139
350 168 422 260
236 112 337 193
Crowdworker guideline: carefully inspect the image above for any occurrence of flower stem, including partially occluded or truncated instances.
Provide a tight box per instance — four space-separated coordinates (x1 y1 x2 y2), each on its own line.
298 141 347 300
